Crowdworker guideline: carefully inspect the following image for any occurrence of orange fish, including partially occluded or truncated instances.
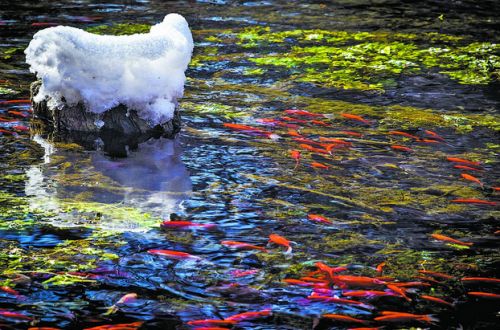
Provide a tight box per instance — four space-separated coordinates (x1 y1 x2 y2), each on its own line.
311 162 329 170
446 157 481 167
288 129 303 137
298 143 329 154
161 221 216 230
376 262 386 274
424 130 445 141
420 295 453 307
307 214 332 224
391 145 413 152
387 284 411 301
269 234 292 254
284 109 325 117
316 262 348 279
293 137 324 146
0 128 15 135
0 309 32 320
340 113 371 125
225 309 272 322
389 131 419 140
28 328 62 330
221 240 268 252
283 279 326 287
300 276 330 284
281 116 309 123
310 119 331 126
418 270 454 280
332 275 386 288
0 99 31 104
419 139 440 144
453 165 483 172
467 291 500 299
430 233 473 246
460 173 483 187
339 130 363 137
147 249 199 259
375 311 437 323
223 123 277 139
83 322 143 330
451 198 496 206
414 276 443 285
290 150 301 168
322 314 368 324
461 277 500 284
0 286 20 296
7 110 28 118
319 137 353 146
187 319 237 326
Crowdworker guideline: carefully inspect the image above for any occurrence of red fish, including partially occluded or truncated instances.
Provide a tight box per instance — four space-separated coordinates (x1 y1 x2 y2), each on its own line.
340 113 371 125
268 234 292 254
83 322 144 330
281 116 309 124
376 262 386 274
229 269 259 277
12 125 29 132
467 291 500 299
342 290 396 298
316 262 347 279
293 137 324 146
339 130 363 137
430 233 473 246
420 295 453 307
221 240 268 252
225 309 272 322
187 319 236 326
0 286 20 296
418 270 454 280
424 130 445 141
461 277 500 284
446 157 481 167
310 119 331 126
0 128 15 135
451 198 496 206
332 275 386 288
311 162 329 170
419 139 440 144
290 150 301 169
223 123 277 139
299 144 329 154
387 284 411 301
460 173 483 187
319 137 353 146
284 109 325 117
389 131 419 140
375 311 437 323
7 110 28 118
300 276 330 284
147 249 199 259
307 214 332 224
0 99 30 104
391 145 413 152
453 165 483 171
288 129 303 137
322 314 368 324
28 327 62 330
0 309 32 320
160 220 216 230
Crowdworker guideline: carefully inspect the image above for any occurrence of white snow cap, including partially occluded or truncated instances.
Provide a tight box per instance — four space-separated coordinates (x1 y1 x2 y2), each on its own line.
25 14 193 126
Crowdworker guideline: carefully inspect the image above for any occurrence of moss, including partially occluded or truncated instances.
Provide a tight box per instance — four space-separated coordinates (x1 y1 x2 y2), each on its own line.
182 101 248 119
85 23 150 36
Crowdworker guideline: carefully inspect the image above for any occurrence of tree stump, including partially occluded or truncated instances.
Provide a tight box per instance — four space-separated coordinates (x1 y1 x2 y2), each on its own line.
30 80 182 157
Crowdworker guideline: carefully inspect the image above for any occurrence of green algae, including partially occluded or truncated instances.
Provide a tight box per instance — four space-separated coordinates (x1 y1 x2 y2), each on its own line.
182 101 248 119
85 23 150 36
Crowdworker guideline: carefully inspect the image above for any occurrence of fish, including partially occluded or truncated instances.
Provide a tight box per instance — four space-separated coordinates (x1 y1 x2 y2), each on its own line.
160 220 216 230
414 276 443 285
319 137 353 146
376 262 386 274
281 116 309 124
420 295 453 307
467 291 500 299
446 157 481 167
28 327 62 330
7 110 29 118
461 277 500 284
419 139 441 144
116 293 137 305
221 240 268 252
293 137 325 146
310 119 331 126
284 109 325 117
290 150 301 169
0 309 32 320
322 314 368 324
0 99 31 104
0 286 20 296
0 128 15 135
12 125 29 132
186 319 236 326
300 276 330 284
391 145 413 152
311 162 329 170
316 262 348 279
374 311 437 323
147 249 199 259
288 129 303 137
387 284 411 301
388 281 431 288
83 322 143 330
268 234 292 254
340 113 371 125
418 270 454 280
307 214 332 224
298 143 329 154
225 309 272 322
430 233 473 246
339 130 363 137
229 269 260 277
223 123 278 139
424 130 445 141
342 290 396 298
31 22 59 27
460 173 483 187
388 131 419 140
332 275 386 288
451 198 496 206
453 165 483 172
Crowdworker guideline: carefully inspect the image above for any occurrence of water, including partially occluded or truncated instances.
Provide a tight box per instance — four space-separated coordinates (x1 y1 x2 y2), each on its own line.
0 1 499 329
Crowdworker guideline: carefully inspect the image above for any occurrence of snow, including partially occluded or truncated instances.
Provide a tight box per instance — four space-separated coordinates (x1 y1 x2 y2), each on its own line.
25 14 193 126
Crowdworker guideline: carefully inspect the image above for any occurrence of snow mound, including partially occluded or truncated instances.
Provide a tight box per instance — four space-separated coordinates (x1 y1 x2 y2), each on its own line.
25 14 193 126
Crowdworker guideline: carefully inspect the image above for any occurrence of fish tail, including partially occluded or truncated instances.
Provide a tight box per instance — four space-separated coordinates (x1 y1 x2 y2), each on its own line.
284 246 293 256
423 314 439 324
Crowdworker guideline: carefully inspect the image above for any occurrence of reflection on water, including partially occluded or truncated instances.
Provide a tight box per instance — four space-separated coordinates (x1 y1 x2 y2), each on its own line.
25 136 192 231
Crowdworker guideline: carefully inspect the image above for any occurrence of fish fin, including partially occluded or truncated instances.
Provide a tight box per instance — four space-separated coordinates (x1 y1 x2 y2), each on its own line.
284 246 293 257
